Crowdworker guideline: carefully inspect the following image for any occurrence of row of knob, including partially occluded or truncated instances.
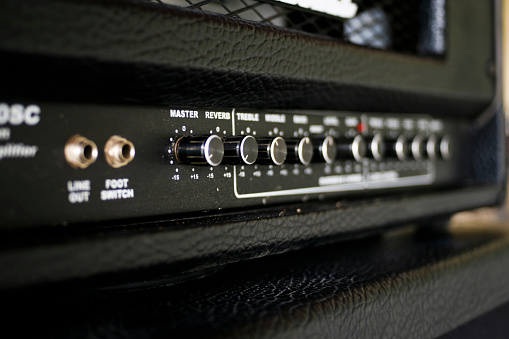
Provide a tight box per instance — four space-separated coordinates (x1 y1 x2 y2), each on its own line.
174 133 451 167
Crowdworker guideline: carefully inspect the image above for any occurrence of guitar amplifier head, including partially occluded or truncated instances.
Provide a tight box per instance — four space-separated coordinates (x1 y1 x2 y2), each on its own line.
0 0 505 290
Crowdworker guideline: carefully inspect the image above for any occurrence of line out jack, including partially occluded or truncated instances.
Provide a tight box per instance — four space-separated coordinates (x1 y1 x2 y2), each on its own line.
64 135 99 169
104 135 135 168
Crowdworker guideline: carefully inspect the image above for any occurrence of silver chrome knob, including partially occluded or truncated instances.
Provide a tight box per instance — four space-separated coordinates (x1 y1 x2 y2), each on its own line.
256 137 287 165
222 135 258 165
439 135 452 160
386 135 409 161
286 137 314 165
313 136 336 164
368 133 385 161
411 135 427 160
175 135 224 166
426 134 440 160
337 135 366 162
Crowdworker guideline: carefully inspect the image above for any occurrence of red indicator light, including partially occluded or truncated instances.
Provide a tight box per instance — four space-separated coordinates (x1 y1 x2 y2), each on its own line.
357 123 366 133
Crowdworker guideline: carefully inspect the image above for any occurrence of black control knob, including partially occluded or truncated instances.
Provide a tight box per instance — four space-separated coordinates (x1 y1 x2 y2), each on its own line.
313 136 336 164
411 135 427 160
337 135 366 162
175 135 224 166
367 133 385 161
222 135 258 165
256 137 287 165
386 135 410 161
286 137 314 165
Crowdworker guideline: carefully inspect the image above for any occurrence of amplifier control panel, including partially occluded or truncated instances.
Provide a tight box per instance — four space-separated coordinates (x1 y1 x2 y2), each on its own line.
0 103 468 228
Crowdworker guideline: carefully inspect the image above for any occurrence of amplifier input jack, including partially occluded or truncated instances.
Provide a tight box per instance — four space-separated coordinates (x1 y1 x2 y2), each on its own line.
104 135 135 168
65 135 98 169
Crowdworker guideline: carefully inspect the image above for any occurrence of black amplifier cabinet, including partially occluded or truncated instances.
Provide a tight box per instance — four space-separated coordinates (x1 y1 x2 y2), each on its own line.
0 0 506 289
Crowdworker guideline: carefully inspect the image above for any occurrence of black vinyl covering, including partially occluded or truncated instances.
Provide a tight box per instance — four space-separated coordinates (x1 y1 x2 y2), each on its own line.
4 218 509 338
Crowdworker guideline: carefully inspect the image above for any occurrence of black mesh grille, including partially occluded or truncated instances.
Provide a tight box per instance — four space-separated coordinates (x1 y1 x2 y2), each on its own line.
142 0 446 56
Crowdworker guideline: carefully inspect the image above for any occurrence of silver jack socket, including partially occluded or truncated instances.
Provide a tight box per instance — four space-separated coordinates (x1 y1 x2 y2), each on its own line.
104 135 135 168
64 135 99 169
